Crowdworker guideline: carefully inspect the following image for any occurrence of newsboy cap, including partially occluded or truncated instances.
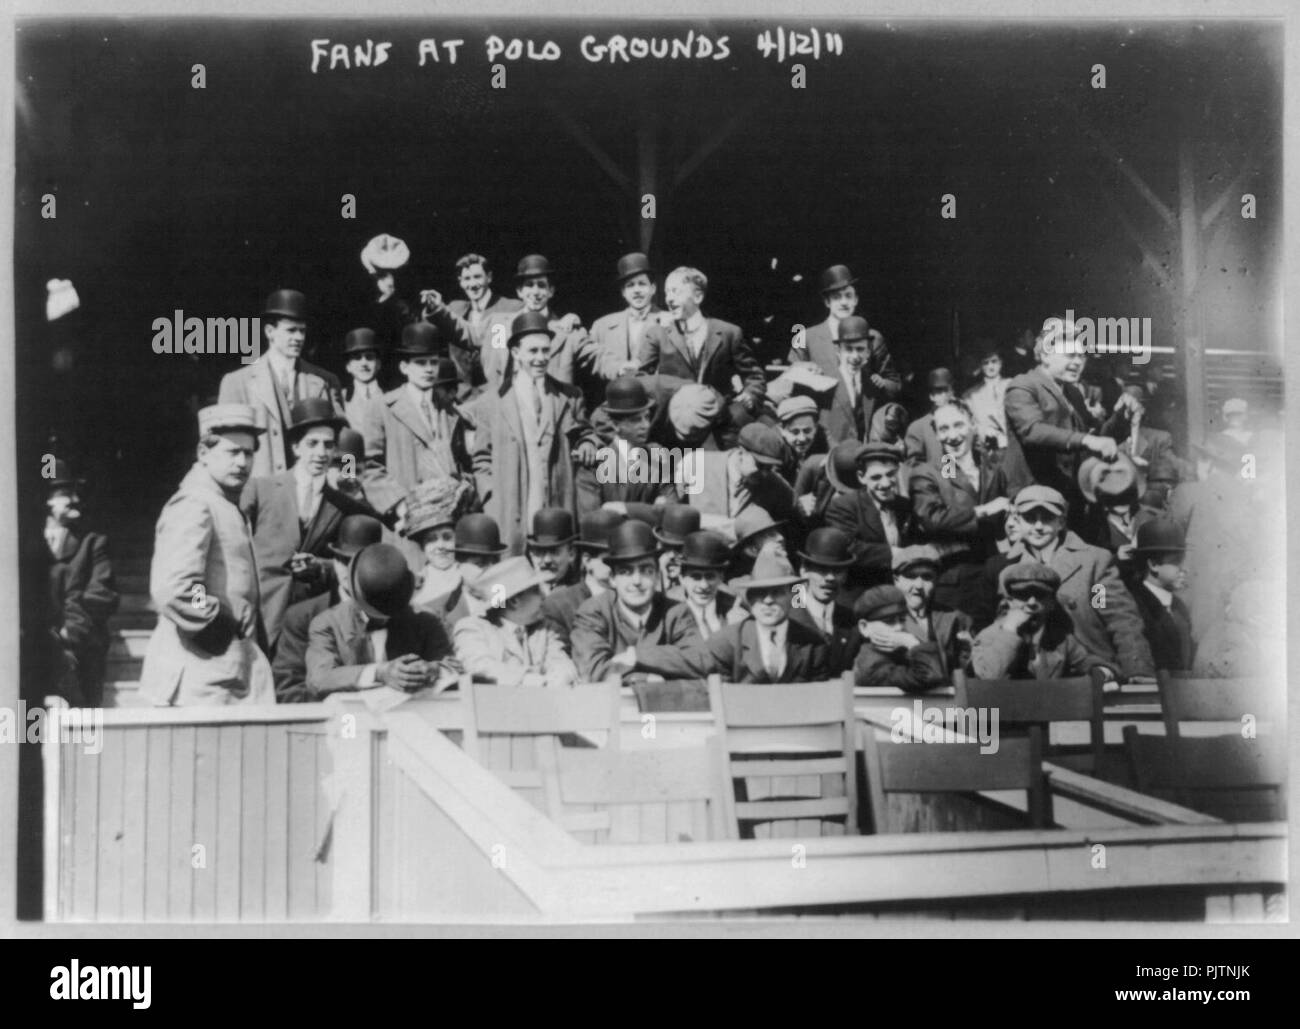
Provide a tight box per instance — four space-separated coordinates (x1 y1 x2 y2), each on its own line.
776 395 819 424
738 423 786 466
1013 484 1068 516
999 561 1062 596
854 585 908 622
198 403 265 437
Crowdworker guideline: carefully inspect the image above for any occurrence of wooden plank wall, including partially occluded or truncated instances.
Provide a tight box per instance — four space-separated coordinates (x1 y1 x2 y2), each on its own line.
54 719 333 922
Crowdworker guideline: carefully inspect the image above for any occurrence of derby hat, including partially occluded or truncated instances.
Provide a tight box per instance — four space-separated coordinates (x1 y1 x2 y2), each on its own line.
819 264 857 294
198 403 265 437
527 507 577 547
343 328 380 356
351 543 416 620
467 555 549 605
359 233 411 274
1132 518 1187 555
1013 484 1068 516
836 315 871 344
602 376 654 416
653 504 701 547
615 252 654 283
733 506 785 550
576 509 627 552
288 397 347 440
403 477 473 540
329 514 384 559
854 585 908 622
605 520 661 565
927 367 955 392
453 513 508 557
263 289 308 322
678 530 731 571
798 527 855 569
335 428 364 469
45 459 85 491
432 358 459 386
738 423 787 466
999 561 1062 597
825 440 864 494
509 310 552 346
395 321 443 357
730 552 804 594
514 254 556 280
1078 454 1138 505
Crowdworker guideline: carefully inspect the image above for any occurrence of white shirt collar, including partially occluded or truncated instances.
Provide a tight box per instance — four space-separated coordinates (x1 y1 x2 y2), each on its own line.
267 350 296 377
1143 580 1174 608
682 311 706 335
804 594 833 631
618 599 654 630
757 619 789 655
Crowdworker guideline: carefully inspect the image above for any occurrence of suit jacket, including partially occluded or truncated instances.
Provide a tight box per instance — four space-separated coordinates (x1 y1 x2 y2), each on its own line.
820 373 878 445
584 306 664 380
359 386 473 515
571 591 702 682
575 443 679 515
447 292 522 388
635 617 831 684
970 609 1111 680
824 488 914 590
305 600 452 697
47 527 119 703
906 608 972 680
541 581 594 651
903 414 945 467
638 316 765 404
1120 425 1187 491
666 592 738 642
1131 581 1195 672
272 589 335 702
479 308 583 388
218 355 344 479
789 601 861 673
452 615 577 686
240 471 344 650
786 318 901 396
908 450 1013 551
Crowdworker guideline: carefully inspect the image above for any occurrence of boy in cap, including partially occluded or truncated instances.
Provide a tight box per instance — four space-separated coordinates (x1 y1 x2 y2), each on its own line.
576 376 678 515
1129 519 1195 671
630 553 830 683
341 328 384 431
421 513 510 632
541 509 626 650
526 508 579 594
453 556 577 687
785 264 901 397
825 442 915 591
140 405 277 706
306 542 459 697
970 562 1116 680
892 547 972 678
667 530 737 640
790 527 862 673
851 585 948 692
775 394 825 482
219 289 344 479
728 423 800 527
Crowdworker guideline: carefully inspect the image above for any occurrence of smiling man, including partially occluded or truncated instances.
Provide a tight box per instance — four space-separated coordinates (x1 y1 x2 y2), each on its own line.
479 254 584 387
580 252 665 409
446 253 522 389
825 442 915 592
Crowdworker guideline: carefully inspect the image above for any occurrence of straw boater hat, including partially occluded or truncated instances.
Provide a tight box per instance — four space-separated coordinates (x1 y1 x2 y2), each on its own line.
729 552 804 594
467 555 549 606
1077 453 1139 505
360 233 411 274
198 403 266 437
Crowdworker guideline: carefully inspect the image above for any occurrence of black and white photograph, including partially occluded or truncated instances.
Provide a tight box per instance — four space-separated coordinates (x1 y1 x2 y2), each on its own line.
2 3 1292 943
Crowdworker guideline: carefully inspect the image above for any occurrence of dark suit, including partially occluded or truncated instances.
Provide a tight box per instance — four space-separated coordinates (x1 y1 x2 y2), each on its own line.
447 291 522 389
1132 582 1195 672
575 444 678 515
903 414 945 468
305 600 452 697
667 593 738 641
47 528 119 705
638 316 765 406
789 602 861 673
272 589 335 702
905 608 972 680
824 489 914 593
785 318 901 396
541 581 594 652
571 591 702 682
635 617 831 684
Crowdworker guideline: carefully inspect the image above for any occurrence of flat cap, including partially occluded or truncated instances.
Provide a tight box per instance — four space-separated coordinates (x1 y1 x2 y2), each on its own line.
198 403 266 436
999 561 1062 595
854 585 908 622
1013 484 1067 515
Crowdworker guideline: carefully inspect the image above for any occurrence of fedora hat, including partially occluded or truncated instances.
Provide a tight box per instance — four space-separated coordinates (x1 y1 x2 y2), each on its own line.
509 310 552 346
343 328 380 356
615 252 654 283
818 264 857 294
1133 518 1187 555
527 507 577 547
605 520 660 565
198 403 266 437
288 397 346 441
825 440 863 494
798 527 855 569
351 543 415 620
653 504 701 547
329 514 384 559
576 509 627 552
403 477 473 540
394 321 443 356
359 233 410 274
733 506 785 550
514 254 556 280
730 552 804 593
678 530 731 571
1078 453 1138 505
836 315 871 344
738 423 786 466
263 289 307 322
602 376 654 416
453 513 508 557
467 555 548 605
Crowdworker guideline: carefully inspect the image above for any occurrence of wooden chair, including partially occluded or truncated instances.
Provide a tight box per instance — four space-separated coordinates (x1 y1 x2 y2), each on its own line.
706 672 859 838
862 724 1051 833
1157 672 1284 739
1123 727 1286 822
953 667 1106 774
461 681 623 810
536 737 737 844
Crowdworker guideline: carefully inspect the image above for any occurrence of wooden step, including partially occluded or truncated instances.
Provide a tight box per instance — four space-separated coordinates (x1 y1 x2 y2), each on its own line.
115 573 150 594
109 629 152 659
107 655 142 680
108 611 158 632
102 681 151 709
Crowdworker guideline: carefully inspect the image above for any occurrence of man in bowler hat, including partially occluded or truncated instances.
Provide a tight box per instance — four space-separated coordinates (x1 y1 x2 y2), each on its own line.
576 376 679 515
479 254 585 388
667 530 737 640
526 507 579 594
785 264 900 398
421 513 510 633
540 509 625 651
1129 519 1195 671
341 328 384 431
579 252 665 408
653 504 700 602
790 527 862 673
821 316 894 445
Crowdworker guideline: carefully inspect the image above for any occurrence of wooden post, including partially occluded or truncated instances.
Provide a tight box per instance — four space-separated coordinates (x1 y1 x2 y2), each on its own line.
42 696 68 922
1178 139 1206 447
637 103 658 255
326 697 375 922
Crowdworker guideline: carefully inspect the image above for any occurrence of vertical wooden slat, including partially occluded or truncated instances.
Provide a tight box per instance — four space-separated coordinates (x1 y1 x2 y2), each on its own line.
239 725 267 921
315 731 333 914
262 724 290 922
119 727 150 922
167 726 196 920
143 727 172 922
330 706 374 922
60 732 77 922
640 800 667 846
42 705 65 922
190 726 219 921
70 738 100 919
375 733 395 919
215 725 244 920
286 728 317 920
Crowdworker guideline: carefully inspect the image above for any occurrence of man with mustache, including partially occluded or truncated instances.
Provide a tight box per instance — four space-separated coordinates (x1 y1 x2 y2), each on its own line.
1129 519 1195 672
525 508 578 595
789 527 861 673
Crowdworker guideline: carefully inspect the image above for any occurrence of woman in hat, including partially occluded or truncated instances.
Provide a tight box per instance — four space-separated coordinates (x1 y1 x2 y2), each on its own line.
961 343 1009 450
453 556 577 688
406 477 476 608
421 513 510 632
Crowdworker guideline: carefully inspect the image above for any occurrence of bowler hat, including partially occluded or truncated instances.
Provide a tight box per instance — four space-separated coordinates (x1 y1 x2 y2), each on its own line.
738 423 786 467
329 514 384 559
263 289 307 322
395 322 442 356
999 561 1062 596
527 507 577 547
615 252 654 283
515 254 556 280
287 397 346 441
351 544 415 620
678 530 731 571
602 376 654 416
837 316 871 344
1133 518 1187 555
826 440 863 494
653 504 701 547
509 310 552 346
1078 454 1138 505
46 459 85 491
857 442 903 469
432 358 459 386
467 555 548 605
818 264 857 294
927 368 955 392
776 395 819 424
198 403 266 437
730 552 804 593
576 509 627 552
605 520 660 565
798 527 855 569
454 513 508 557
1013 484 1068 516
343 328 379 356
854 585 908 622
733 506 785 550
335 428 364 470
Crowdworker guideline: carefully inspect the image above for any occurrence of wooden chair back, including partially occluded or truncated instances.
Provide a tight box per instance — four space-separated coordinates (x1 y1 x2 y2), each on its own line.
707 672 859 837
536 737 737 844
1123 726 1285 822
862 724 1050 833
1157 673 1283 739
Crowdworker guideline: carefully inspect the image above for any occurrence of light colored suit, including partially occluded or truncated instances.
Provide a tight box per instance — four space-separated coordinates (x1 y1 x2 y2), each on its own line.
359 386 473 516
453 616 577 686
479 308 582 388
584 306 663 382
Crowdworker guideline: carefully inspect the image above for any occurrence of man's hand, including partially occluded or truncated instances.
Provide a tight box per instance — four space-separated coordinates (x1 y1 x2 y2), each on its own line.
738 392 760 414
1001 604 1033 632
288 553 324 581
866 626 920 652
572 441 600 467
550 313 582 335
797 493 817 517
975 496 1011 518
869 373 891 391
1082 434 1118 460
376 654 427 692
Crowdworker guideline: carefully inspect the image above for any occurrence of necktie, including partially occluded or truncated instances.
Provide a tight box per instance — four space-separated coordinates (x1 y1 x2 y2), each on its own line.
421 392 436 435
532 385 544 423
514 624 529 662
281 367 295 402
766 630 784 679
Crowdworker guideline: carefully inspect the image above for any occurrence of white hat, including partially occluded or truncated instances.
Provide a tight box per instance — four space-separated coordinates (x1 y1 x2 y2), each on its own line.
360 234 411 274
